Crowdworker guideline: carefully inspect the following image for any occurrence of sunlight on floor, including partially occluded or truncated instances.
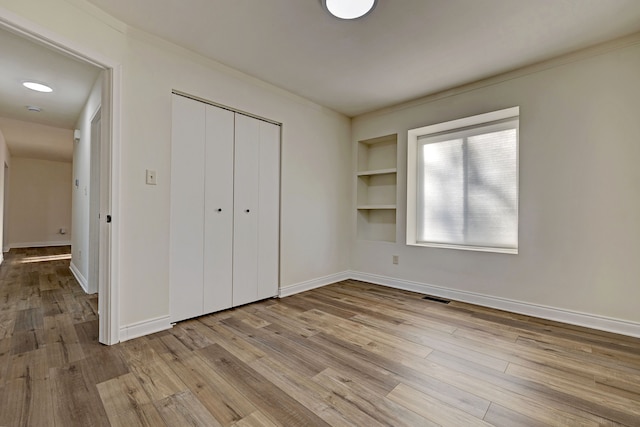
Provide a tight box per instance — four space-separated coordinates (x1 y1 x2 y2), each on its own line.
19 253 72 263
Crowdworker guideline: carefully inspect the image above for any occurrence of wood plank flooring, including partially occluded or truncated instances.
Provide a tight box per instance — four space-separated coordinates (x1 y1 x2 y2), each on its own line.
1 246 639 426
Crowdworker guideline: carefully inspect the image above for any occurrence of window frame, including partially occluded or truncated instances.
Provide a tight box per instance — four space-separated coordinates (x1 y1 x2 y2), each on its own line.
406 106 520 254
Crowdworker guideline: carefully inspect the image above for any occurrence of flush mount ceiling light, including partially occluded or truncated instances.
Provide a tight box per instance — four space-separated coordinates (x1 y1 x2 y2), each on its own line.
22 81 53 93
323 0 377 20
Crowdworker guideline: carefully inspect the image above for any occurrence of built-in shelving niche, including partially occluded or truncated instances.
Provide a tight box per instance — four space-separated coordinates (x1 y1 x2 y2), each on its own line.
356 134 397 242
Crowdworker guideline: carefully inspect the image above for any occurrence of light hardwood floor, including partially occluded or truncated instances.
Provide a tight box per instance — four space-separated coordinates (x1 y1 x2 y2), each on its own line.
1 246 639 426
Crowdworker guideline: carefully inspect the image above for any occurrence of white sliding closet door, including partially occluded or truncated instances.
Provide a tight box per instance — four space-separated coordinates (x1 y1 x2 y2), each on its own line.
170 95 206 322
203 105 234 313
171 93 280 322
233 114 280 306
233 114 260 306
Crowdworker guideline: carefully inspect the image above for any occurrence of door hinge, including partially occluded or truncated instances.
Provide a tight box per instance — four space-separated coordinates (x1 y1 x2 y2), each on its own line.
106 215 112 223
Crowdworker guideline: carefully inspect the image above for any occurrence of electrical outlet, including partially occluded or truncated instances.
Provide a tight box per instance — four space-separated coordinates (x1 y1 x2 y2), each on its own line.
146 169 157 185
392 255 399 265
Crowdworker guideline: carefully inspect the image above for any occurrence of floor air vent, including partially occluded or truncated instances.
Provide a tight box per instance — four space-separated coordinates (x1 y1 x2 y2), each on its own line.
422 295 450 304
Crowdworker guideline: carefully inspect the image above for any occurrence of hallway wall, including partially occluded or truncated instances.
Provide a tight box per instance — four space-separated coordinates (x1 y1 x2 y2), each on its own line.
6 157 72 248
70 74 102 291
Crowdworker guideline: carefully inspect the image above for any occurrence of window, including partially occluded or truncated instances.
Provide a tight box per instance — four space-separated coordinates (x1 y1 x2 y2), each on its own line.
407 107 519 253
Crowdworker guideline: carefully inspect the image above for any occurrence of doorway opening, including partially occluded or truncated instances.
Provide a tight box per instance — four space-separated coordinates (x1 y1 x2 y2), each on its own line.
0 14 121 344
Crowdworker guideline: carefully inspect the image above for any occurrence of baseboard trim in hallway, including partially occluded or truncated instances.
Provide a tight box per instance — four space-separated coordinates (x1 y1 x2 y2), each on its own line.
7 240 72 249
69 261 89 294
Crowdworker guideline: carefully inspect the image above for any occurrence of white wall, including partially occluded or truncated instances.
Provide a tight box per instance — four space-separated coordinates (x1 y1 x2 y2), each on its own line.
119 35 351 326
0 0 352 330
6 157 72 248
352 40 640 327
71 74 102 289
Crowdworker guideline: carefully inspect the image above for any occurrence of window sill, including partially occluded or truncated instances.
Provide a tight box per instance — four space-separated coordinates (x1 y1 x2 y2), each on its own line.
408 242 518 254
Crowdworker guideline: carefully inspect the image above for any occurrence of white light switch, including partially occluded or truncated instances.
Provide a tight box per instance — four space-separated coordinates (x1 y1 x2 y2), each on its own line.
146 169 157 185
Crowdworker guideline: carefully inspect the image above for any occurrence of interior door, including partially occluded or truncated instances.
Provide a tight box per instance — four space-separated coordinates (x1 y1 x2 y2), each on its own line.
170 94 206 322
203 105 234 313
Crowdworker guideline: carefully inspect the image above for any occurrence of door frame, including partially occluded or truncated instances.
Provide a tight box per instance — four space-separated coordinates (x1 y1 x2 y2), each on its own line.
0 7 122 344
88 107 101 295
2 162 9 253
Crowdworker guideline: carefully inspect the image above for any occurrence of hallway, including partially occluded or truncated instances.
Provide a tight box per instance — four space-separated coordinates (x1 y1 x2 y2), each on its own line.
0 246 115 426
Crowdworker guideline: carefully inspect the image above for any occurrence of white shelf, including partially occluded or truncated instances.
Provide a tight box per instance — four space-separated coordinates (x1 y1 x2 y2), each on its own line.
357 204 396 210
357 168 397 176
356 134 398 242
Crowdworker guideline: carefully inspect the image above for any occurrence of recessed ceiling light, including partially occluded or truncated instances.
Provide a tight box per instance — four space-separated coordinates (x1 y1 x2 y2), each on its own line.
323 0 377 20
22 81 53 93
26 105 42 112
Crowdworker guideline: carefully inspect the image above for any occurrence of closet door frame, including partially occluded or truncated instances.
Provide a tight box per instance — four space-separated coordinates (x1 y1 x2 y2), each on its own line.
256 119 281 300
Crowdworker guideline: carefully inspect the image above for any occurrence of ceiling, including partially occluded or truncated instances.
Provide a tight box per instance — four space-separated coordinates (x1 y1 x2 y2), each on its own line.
0 27 101 161
86 0 640 117
0 117 74 162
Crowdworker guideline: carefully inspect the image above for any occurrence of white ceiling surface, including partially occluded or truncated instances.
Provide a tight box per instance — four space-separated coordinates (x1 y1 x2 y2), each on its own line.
0 27 100 161
0 117 74 162
86 0 640 117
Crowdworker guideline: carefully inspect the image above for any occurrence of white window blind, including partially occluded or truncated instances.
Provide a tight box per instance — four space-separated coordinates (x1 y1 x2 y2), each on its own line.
407 107 519 253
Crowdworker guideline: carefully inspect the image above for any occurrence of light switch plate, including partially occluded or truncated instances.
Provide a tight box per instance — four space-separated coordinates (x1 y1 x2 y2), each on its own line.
146 169 157 185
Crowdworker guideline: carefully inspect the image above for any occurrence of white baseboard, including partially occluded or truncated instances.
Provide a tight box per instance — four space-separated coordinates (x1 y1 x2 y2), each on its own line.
113 269 639 342
8 240 71 249
119 316 173 342
279 271 351 298
116 273 350 342
69 261 90 294
350 271 640 339
0 253 3 265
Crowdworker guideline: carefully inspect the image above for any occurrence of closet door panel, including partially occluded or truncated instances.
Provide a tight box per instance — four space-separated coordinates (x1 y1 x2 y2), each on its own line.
233 114 260 306
170 94 206 322
203 105 234 313
257 121 280 299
